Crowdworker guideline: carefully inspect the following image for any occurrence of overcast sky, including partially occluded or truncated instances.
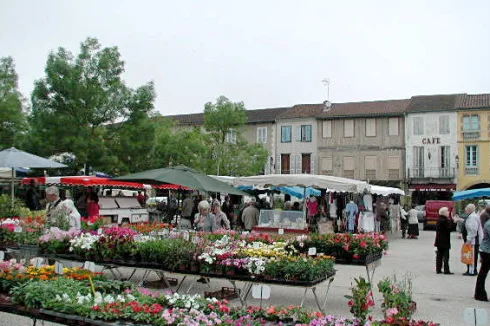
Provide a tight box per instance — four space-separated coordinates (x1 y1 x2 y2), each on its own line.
1 0 489 115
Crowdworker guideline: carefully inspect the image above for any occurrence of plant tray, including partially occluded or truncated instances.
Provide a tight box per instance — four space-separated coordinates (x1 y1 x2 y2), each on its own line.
144 277 178 288
204 287 240 300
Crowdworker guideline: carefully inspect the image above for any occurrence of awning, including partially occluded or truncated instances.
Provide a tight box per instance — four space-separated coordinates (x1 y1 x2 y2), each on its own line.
409 184 456 192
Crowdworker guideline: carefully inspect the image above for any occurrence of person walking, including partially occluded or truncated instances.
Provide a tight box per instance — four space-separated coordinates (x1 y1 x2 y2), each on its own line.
400 205 408 238
407 205 420 239
465 204 483 276
474 210 490 301
434 207 454 274
241 199 260 231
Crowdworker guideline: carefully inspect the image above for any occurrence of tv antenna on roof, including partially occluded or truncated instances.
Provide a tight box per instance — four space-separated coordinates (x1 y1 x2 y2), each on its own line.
321 78 330 101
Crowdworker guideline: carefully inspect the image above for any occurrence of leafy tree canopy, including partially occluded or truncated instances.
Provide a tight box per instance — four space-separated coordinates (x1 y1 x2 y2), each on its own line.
0 56 27 148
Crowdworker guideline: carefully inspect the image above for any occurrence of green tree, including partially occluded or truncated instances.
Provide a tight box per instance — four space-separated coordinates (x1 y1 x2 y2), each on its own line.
204 96 246 175
26 38 156 174
0 56 27 148
152 117 210 171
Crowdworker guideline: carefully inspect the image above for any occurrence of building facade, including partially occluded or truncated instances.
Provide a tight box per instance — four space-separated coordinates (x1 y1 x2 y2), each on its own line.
274 105 322 174
317 100 408 186
456 94 490 190
404 95 459 203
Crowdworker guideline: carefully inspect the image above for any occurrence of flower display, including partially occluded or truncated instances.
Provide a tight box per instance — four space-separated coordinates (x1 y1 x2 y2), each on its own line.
344 277 375 322
69 233 100 258
81 216 105 231
378 274 416 320
39 227 82 254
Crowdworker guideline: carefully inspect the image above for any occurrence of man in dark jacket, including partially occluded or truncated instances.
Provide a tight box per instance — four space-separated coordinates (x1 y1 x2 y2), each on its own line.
434 206 454 274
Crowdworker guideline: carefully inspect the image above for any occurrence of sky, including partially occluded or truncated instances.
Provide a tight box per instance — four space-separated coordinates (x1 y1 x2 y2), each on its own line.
1 0 490 115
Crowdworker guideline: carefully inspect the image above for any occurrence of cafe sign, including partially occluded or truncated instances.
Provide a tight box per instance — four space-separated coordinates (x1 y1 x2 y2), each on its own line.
422 137 441 144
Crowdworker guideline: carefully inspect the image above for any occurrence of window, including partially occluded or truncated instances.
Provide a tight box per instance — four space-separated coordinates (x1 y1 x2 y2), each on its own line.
365 119 376 137
322 121 332 138
225 129 237 144
413 117 423 135
343 156 355 178
256 127 267 143
321 157 333 175
413 147 424 177
281 154 290 174
463 115 480 131
344 119 354 137
439 146 450 177
439 116 450 134
462 114 480 139
281 126 292 143
300 125 312 142
388 118 399 136
387 156 400 180
465 145 479 175
365 156 377 180
302 154 311 174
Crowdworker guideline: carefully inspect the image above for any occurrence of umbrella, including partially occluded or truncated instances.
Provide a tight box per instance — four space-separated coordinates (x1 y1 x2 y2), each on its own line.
115 165 248 196
0 147 67 202
453 188 490 201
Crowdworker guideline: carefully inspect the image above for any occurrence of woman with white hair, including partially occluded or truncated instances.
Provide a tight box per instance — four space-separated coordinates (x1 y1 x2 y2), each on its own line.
193 200 217 232
434 206 454 274
212 201 230 230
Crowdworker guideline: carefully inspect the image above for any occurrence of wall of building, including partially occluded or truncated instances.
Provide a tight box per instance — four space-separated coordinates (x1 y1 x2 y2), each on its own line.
457 110 490 190
316 116 405 181
242 123 276 174
405 112 458 183
275 118 318 174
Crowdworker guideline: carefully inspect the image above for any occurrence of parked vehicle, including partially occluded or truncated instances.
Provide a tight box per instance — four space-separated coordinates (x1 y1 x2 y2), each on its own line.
423 200 455 230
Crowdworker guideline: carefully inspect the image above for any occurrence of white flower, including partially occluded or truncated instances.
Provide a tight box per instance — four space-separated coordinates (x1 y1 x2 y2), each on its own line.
62 293 71 303
116 295 125 303
104 295 115 304
94 292 103 305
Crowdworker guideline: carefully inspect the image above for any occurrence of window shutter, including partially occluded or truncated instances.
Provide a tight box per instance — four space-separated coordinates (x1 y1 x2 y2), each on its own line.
290 155 296 174
310 153 315 174
388 156 400 169
322 121 332 138
321 157 333 173
296 154 302 173
264 161 270 175
276 154 281 174
344 156 355 170
365 156 377 169
296 126 301 141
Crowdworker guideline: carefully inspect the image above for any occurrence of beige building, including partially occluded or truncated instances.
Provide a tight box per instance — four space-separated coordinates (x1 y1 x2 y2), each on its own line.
316 99 409 186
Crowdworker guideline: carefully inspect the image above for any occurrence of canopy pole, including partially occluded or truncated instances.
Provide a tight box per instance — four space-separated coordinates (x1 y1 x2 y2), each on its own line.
11 167 15 206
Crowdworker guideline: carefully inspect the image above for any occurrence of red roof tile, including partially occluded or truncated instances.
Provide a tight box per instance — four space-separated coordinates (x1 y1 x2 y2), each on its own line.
456 94 490 109
318 99 410 118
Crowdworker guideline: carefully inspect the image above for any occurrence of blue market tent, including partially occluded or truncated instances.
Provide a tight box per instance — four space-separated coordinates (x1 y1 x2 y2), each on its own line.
452 188 490 201
236 185 320 199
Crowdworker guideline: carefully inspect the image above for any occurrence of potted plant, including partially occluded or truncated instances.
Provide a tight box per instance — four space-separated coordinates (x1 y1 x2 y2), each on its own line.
378 274 416 321
344 276 375 322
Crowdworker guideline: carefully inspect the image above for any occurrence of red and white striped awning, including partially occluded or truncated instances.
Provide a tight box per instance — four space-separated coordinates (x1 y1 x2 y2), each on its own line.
22 176 190 190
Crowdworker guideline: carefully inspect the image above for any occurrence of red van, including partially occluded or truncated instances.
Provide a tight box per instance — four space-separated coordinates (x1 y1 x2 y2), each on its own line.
423 200 455 230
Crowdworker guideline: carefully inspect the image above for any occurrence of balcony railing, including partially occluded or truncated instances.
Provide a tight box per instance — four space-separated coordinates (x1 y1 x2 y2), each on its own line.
408 167 455 179
462 130 480 139
465 167 479 176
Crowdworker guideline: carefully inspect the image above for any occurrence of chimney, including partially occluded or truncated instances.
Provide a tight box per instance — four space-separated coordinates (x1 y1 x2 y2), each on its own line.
323 100 332 112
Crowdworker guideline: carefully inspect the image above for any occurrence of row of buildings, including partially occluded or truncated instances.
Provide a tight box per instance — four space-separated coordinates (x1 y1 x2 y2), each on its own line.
169 93 490 204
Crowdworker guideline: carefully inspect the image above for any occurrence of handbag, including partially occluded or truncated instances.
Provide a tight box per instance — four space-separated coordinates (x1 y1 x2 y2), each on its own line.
461 243 474 265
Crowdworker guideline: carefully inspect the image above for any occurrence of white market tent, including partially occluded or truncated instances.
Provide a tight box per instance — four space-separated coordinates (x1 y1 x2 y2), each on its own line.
232 174 370 193
370 185 405 196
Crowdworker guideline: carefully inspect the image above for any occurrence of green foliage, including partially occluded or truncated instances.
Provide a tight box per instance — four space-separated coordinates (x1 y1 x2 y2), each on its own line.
378 274 415 320
202 95 268 176
26 37 156 174
0 56 28 148
345 276 375 321
0 194 26 218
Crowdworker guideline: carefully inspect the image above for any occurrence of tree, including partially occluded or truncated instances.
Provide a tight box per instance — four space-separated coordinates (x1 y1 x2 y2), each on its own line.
204 96 246 175
26 38 156 174
152 117 210 171
0 56 27 148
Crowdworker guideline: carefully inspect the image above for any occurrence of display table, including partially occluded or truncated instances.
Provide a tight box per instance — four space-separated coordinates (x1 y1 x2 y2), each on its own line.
41 254 336 312
251 226 309 234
